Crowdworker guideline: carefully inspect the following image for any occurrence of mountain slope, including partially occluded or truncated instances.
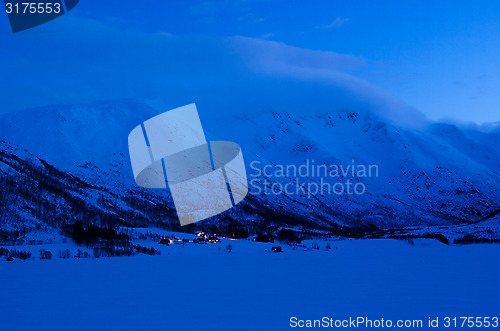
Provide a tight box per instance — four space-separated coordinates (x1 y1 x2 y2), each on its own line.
0 99 499 231
0 141 337 242
215 107 500 226
0 141 177 238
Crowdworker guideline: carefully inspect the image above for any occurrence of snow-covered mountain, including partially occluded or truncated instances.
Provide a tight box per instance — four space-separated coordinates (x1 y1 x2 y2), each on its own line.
0 99 499 235
214 106 500 227
0 140 301 241
0 140 175 238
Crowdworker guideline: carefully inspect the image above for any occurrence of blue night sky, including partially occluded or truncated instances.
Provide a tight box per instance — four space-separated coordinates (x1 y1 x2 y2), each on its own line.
1 0 499 125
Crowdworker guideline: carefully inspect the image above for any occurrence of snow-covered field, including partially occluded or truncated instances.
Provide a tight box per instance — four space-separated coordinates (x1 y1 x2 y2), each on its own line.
1 238 499 330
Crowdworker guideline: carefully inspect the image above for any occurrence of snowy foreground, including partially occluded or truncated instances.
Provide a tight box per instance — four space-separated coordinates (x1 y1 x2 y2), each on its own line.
1 237 499 330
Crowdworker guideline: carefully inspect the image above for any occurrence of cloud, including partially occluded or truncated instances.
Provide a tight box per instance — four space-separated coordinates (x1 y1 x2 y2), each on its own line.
259 32 275 39
316 17 349 29
231 36 365 72
0 14 427 129
441 119 500 133
452 80 466 87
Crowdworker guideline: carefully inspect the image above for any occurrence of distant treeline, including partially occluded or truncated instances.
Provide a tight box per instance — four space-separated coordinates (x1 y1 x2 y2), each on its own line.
67 221 129 244
0 247 31 260
387 232 450 245
454 235 500 245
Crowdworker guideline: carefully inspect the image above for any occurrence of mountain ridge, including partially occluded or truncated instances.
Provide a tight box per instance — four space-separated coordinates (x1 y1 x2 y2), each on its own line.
0 99 499 234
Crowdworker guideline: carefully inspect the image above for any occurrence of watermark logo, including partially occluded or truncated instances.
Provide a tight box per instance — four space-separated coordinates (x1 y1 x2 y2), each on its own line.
249 159 378 198
4 0 79 33
128 104 248 226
